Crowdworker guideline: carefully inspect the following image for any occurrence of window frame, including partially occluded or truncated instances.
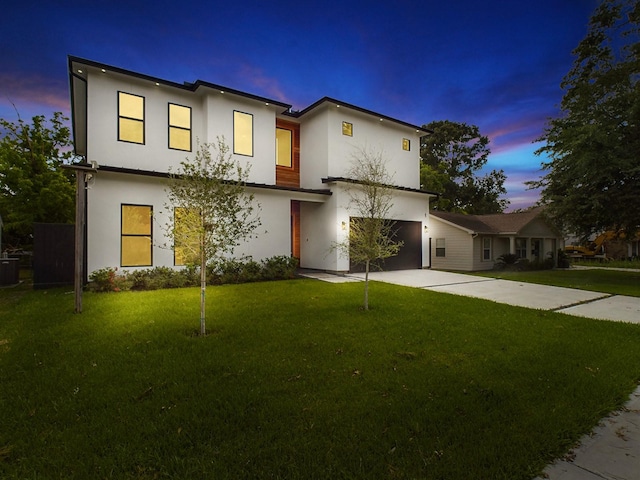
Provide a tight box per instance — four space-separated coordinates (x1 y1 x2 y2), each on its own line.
117 91 145 144
402 138 411 151
342 121 353 137
121 204 153 267
276 127 293 168
233 110 254 156
168 103 192 152
435 238 446 257
482 237 492 261
515 238 527 259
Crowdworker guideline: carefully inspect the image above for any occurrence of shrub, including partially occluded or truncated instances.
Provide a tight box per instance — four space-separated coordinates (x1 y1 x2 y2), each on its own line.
88 255 300 293
87 267 130 292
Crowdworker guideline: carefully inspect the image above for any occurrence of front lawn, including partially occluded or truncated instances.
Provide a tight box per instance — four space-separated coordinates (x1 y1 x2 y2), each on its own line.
1 280 640 479
474 268 640 297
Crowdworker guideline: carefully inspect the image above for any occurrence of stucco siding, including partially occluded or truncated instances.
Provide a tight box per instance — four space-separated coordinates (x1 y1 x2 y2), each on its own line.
86 172 291 275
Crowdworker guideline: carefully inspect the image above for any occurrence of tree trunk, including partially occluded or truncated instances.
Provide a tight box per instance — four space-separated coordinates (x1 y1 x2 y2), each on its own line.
364 259 370 310
200 250 206 336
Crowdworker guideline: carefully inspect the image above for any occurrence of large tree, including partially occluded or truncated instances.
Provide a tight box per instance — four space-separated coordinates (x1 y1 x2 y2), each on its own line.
0 112 76 249
334 146 402 311
164 138 261 335
530 0 640 237
420 120 508 214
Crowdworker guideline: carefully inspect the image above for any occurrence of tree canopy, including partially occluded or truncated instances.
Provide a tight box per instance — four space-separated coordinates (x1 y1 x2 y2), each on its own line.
334 146 401 310
0 112 76 249
530 0 640 237
164 138 261 335
420 120 508 214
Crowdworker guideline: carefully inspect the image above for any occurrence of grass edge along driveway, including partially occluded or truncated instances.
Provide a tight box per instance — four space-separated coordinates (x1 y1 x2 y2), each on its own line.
1 279 640 479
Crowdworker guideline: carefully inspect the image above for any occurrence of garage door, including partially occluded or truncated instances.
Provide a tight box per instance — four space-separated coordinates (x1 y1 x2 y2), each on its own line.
349 219 422 272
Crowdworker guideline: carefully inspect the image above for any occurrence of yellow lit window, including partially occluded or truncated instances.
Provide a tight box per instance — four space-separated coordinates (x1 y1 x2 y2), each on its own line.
174 207 200 266
402 138 410 151
342 121 353 136
169 103 191 151
276 128 292 167
121 204 152 266
234 111 253 156
118 92 144 144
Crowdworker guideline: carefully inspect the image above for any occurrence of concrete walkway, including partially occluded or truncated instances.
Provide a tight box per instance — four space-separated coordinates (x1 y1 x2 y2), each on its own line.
300 268 640 479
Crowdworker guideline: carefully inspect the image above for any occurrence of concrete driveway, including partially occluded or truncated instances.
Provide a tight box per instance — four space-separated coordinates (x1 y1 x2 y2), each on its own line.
345 269 640 324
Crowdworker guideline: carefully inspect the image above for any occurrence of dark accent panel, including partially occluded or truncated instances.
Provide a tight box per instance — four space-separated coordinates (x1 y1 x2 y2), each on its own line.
349 219 422 272
33 223 75 289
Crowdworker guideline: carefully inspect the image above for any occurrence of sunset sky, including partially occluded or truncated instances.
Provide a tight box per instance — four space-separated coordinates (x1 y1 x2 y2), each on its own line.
2 0 597 210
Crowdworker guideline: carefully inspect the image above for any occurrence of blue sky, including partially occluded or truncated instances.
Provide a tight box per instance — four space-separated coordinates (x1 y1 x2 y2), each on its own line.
1 0 597 210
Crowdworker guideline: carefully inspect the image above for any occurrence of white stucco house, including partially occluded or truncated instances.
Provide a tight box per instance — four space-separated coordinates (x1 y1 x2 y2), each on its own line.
429 208 564 271
67 56 437 278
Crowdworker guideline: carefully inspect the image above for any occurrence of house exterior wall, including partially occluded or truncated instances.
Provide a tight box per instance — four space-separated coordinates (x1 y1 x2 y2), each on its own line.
73 58 432 276
428 218 474 271
86 172 293 274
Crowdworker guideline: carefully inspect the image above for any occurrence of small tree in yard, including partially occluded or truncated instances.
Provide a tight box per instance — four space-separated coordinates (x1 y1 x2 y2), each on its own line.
164 138 261 335
335 146 402 310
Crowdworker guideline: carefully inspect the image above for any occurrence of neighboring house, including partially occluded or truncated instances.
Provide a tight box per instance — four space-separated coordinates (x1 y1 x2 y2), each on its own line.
429 207 563 271
68 57 437 276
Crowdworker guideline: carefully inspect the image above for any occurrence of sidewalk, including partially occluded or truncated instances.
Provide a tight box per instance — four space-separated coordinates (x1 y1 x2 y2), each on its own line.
301 268 640 479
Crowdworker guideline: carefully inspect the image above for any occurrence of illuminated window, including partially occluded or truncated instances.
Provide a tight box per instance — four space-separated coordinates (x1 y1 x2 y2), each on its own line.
483 237 491 260
169 103 191 151
121 204 152 266
435 238 445 257
276 127 292 167
174 207 200 266
233 111 253 156
342 121 353 136
402 138 410 151
118 92 144 144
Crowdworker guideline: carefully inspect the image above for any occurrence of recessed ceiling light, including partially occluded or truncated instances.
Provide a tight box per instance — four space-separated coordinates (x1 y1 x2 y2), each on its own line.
155 82 160 86
101 69 106 73
77 69 83 74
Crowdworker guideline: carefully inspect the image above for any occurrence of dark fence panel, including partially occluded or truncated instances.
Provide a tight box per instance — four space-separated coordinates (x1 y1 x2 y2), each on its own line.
33 223 74 289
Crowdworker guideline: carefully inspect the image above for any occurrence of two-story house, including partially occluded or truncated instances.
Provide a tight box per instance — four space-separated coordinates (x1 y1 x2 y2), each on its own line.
68 56 436 276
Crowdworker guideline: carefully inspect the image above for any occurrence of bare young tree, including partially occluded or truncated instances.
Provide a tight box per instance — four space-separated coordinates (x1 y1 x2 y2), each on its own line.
164 138 261 335
336 146 402 310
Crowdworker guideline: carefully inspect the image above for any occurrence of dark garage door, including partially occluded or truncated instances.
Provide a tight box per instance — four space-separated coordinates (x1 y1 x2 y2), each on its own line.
349 219 422 272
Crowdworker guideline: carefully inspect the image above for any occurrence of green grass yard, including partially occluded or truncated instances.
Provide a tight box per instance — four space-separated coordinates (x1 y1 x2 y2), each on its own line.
474 267 640 297
1 278 640 479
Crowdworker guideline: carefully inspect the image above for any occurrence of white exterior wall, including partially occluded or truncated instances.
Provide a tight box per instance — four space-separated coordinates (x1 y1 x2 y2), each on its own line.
85 69 279 185
86 172 292 275
299 110 330 190
429 218 474 271
299 183 431 272
299 103 422 190
86 70 205 172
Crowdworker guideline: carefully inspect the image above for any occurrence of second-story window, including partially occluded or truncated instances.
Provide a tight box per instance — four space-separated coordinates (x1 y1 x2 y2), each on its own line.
342 121 353 136
169 103 191 151
276 127 292 167
402 138 411 151
118 92 144 144
233 111 253 156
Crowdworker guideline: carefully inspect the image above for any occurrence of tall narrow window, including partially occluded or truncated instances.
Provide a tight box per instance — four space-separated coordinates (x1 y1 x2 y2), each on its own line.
174 207 200 266
276 127 292 167
436 238 446 257
118 92 144 144
483 237 491 260
515 238 527 258
342 121 353 136
402 138 411 151
121 204 152 266
233 111 253 156
169 103 191 151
